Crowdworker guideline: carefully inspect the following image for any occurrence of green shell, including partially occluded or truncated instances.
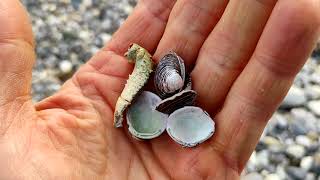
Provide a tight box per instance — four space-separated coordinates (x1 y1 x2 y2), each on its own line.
114 44 154 127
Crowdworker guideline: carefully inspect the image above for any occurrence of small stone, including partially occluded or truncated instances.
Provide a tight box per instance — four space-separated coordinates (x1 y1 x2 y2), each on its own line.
265 174 281 180
100 33 112 44
280 86 307 108
256 150 270 169
276 166 287 180
300 156 314 171
311 153 320 174
262 136 283 152
308 100 320 116
286 166 307 180
59 60 73 74
305 173 316 180
246 151 257 172
305 85 320 100
289 108 318 135
296 135 312 147
286 144 306 159
241 172 263 180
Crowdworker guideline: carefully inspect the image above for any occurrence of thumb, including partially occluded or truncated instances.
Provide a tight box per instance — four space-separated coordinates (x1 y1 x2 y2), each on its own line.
0 0 35 105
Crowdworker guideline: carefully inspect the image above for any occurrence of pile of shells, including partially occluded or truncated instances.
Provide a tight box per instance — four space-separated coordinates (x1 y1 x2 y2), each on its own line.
126 51 215 147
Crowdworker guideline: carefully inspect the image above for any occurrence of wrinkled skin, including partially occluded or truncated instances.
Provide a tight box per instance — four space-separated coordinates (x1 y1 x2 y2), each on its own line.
0 0 319 179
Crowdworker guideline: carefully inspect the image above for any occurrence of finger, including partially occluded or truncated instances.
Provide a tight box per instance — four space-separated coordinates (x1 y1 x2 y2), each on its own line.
192 0 278 112
0 0 35 105
104 0 176 55
153 0 228 68
212 0 320 172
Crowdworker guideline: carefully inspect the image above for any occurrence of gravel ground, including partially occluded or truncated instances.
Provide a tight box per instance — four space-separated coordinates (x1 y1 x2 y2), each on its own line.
22 0 320 179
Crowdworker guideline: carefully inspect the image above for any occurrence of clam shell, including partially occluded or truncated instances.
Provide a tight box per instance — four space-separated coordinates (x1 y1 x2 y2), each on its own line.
155 90 197 114
126 91 168 139
184 75 192 90
166 107 215 147
154 52 186 99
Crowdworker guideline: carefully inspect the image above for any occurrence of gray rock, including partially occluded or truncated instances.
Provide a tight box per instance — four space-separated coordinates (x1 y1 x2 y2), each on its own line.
286 166 307 180
305 173 316 180
289 108 318 135
280 86 307 108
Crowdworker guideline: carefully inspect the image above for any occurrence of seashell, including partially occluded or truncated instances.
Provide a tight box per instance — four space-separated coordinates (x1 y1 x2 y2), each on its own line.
156 90 197 114
154 52 186 99
127 91 168 139
184 75 192 90
114 44 154 128
166 106 215 147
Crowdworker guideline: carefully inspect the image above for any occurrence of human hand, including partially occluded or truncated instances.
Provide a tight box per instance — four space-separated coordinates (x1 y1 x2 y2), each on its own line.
0 0 319 179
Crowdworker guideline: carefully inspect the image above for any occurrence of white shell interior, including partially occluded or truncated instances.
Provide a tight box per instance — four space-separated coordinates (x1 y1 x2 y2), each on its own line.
127 91 168 139
166 106 215 147
164 71 184 93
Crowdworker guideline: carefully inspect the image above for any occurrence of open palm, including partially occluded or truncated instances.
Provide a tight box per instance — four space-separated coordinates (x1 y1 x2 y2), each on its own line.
1 0 319 179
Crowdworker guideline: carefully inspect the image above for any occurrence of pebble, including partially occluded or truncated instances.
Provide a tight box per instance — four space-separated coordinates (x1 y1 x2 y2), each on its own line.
280 86 307 108
241 172 263 180
312 153 320 174
286 166 307 180
296 135 312 147
305 85 320 100
307 100 320 116
286 144 306 159
265 174 281 180
300 156 314 171
59 60 73 74
256 150 270 169
306 173 316 180
262 136 283 153
289 108 318 135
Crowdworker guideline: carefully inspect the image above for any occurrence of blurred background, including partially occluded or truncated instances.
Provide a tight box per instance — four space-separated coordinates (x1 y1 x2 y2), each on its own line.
21 0 320 179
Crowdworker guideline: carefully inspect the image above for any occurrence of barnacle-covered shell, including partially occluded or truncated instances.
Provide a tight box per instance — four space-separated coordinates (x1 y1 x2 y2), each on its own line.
154 52 186 99
166 107 215 147
156 90 197 114
114 44 154 128
127 91 168 139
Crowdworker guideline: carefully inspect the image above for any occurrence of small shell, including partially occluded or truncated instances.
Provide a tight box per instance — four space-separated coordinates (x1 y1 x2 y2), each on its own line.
127 91 168 139
166 106 215 147
155 90 197 114
154 52 186 99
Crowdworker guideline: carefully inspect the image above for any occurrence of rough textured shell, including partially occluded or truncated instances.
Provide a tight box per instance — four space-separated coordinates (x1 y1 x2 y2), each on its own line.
156 90 197 114
114 44 154 128
154 52 186 99
126 91 168 139
166 106 215 147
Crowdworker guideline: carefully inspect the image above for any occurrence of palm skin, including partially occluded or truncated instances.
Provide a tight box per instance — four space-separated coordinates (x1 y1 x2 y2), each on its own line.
0 0 319 179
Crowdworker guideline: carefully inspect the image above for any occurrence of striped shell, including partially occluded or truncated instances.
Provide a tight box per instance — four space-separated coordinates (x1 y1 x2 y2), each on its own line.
156 90 197 114
154 52 186 99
